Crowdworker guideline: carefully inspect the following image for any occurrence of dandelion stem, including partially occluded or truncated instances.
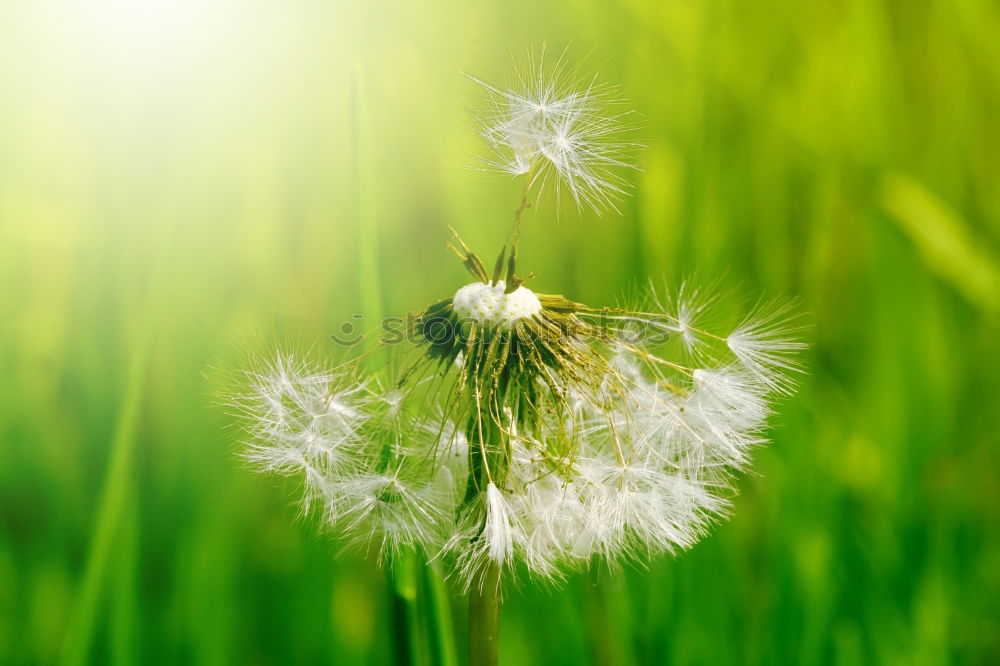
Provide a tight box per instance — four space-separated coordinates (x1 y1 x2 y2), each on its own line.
468 560 501 666
506 170 534 245
500 170 535 293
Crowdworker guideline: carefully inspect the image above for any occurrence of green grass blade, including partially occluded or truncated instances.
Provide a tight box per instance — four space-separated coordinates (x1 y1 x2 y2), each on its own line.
59 332 150 666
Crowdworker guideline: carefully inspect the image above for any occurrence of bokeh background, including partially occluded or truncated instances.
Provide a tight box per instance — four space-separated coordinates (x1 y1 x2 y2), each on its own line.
1 0 998 664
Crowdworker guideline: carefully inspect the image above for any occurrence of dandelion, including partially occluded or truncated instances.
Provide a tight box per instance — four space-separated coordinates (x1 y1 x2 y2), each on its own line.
229 52 805 666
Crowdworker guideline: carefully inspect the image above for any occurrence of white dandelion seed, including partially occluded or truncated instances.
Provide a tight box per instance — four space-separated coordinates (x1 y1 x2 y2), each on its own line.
483 483 518 564
468 49 638 213
334 470 447 557
236 353 370 480
726 299 807 394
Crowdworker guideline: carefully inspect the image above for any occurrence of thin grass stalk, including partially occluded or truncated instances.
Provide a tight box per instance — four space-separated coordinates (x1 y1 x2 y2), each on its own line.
426 560 459 666
59 329 150 666
585 563 636 666
389 549 421 665
351 60 383 327
59 189 176 664
585 567 614 666
111 494 138 666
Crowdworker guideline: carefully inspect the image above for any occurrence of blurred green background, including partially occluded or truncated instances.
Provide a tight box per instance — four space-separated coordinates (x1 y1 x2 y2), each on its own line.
1 0 998 664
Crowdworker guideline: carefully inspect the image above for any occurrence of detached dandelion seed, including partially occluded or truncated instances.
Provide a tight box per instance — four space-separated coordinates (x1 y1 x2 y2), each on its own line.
228 50 805 666
468 47 639 213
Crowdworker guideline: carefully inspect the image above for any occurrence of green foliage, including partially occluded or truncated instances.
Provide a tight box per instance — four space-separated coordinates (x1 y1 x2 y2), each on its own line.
0 0 997 663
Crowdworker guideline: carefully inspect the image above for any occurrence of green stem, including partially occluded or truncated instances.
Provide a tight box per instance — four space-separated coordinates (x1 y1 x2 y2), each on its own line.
585 566 614 666
498 170 536 293
426 561 459 666
468 561 501 666
389 548 422 666
110 496 138 666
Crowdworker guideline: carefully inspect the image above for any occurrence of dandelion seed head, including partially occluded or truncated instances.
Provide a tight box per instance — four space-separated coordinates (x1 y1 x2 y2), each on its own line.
451 281 542 328
233 272 804 586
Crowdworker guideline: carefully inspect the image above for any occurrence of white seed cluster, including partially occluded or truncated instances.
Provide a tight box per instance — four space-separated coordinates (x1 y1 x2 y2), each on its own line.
236 287 804 587
451 281 542 328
